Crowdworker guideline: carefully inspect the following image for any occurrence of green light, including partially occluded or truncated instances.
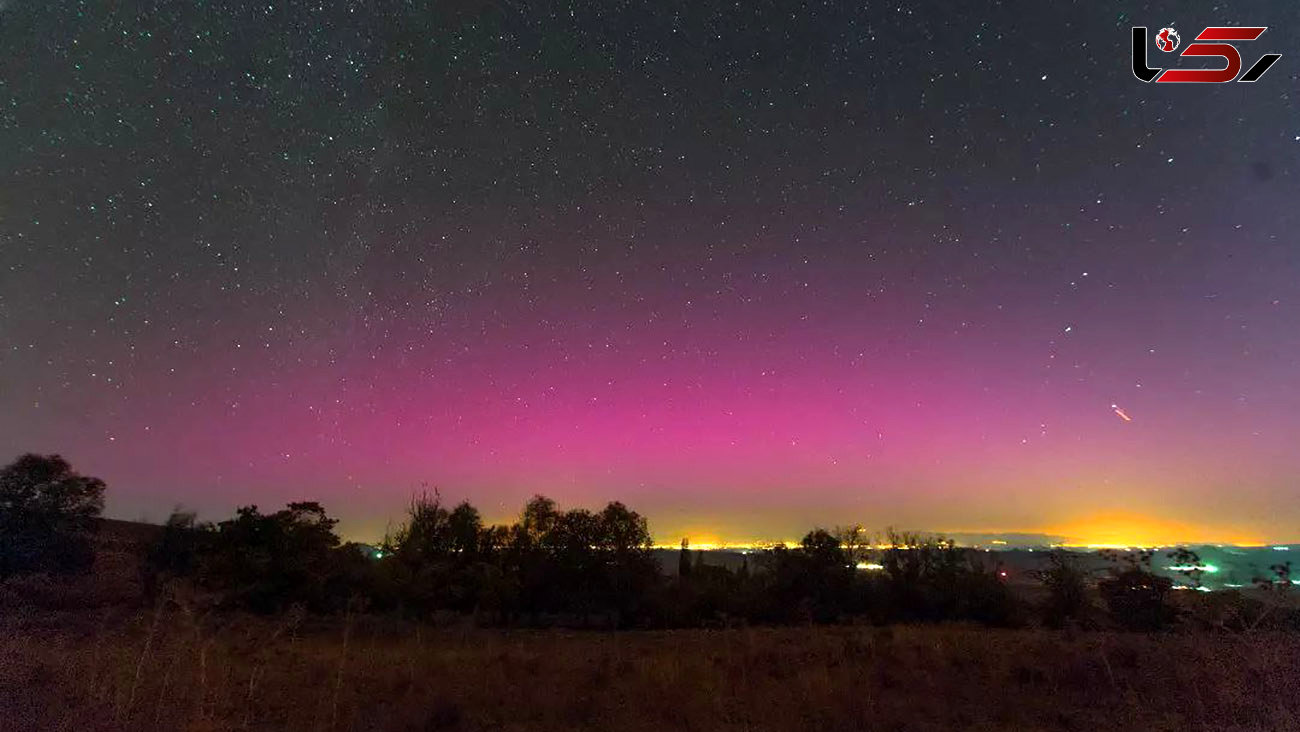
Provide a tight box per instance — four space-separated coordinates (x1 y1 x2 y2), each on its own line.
1167 564 1218 573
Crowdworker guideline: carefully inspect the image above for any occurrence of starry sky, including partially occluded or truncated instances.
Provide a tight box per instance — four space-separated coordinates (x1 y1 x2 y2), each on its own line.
3 1 1299 545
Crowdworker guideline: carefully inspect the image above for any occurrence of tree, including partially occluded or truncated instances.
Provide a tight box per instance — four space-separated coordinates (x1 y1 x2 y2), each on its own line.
801 529 846 566
141 509 214 599
750 530 853 623
1098 549 1175 631
595 501 657 625
834 524 872 566
548 507 603 616
798 529 853 621
386 491 453 563
0 453 106 577
678 538 692 578
447 502 483 555
1036 550 1092 628
881 529 958 620
201 502 343 613
877 529 1018 624
381 492 486 615
520 495 559 542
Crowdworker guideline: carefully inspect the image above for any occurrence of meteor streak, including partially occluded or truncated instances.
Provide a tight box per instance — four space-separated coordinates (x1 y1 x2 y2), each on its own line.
1111 404 1132 422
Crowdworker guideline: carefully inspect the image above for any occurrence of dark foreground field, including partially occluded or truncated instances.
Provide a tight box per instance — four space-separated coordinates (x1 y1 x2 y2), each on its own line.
3 610 1299 731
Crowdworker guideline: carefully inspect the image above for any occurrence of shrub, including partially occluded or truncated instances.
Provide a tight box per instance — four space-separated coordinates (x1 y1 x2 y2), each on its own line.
199 502 344 613
0 454 106 578
1036 550 1093 628
1098 550 1175 631
141 510 213 600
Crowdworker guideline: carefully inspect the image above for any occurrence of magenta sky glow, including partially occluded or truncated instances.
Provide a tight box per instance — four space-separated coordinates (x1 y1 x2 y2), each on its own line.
3 3 1299 546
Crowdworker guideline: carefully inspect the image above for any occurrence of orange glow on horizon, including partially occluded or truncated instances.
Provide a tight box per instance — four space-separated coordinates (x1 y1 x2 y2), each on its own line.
338 511 1274 549
640 513 1272 551
1045 512 1265 548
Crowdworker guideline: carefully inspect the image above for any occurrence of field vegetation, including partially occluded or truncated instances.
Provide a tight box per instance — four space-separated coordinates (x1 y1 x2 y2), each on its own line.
5 609 1300 731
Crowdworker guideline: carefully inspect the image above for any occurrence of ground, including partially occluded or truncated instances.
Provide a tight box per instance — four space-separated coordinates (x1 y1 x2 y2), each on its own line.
3 608 1299 731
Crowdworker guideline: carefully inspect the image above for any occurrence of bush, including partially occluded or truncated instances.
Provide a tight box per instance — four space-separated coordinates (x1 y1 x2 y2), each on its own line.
1036 551 1093 628
141 510 213 600
875 531 1020 624
750 530 854 624
198 502 345 613
0 454 106 578
1098 550 1175 631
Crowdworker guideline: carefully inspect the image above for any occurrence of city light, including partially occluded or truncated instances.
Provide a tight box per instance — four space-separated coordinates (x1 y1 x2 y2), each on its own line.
1167 564 1219 573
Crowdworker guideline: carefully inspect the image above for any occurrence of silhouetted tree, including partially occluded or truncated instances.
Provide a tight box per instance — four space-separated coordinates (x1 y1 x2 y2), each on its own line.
881 530 958 620
799 529 854 621
1 462 1070 631
381 492 489 615
141 509 214 600
877 529 1019 624
200 502 343 613
1098 549 1175 631
448 502 483 556
752 530 853 623
958 553 1020 626
594 501 657 625
673 558 744 627
834 524 871 566
0 453 106 577
520 495 559 541
486 496 658 625
1035 550 1092 628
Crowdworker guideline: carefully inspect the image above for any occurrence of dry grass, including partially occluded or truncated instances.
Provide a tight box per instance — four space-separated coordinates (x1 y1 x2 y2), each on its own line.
3 608 1299 731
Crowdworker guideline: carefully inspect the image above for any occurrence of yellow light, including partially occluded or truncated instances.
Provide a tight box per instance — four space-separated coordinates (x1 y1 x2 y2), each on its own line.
1048 512 1262 548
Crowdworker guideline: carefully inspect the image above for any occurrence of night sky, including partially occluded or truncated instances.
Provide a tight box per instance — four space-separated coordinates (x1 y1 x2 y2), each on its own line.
3 1 1299 545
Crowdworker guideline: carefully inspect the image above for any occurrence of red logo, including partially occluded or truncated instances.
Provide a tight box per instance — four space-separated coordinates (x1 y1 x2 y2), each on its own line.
1155 28 1180 52
1132 26 1282 83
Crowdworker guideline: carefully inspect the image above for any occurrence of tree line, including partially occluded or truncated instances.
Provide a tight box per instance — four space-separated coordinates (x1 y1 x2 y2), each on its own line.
2 453 1295 631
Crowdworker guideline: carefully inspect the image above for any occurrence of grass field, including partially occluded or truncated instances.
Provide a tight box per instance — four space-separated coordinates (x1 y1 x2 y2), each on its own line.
4 607 1300 731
